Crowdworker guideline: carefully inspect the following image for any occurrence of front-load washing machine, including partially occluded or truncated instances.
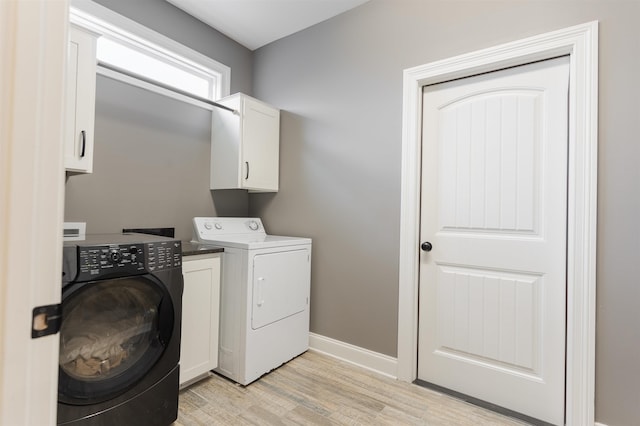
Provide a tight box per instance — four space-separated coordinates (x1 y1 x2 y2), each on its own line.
192 217 311 385
57 233 183 425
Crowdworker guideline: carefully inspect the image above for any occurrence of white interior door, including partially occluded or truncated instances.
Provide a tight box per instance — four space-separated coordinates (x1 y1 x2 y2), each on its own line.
418 57 569 425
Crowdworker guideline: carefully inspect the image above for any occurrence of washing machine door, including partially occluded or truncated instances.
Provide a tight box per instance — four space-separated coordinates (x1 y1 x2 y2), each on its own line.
58 274 174 405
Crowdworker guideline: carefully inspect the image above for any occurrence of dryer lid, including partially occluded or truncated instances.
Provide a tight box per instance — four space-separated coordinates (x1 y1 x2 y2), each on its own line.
199 234 311 250
192 217 311 249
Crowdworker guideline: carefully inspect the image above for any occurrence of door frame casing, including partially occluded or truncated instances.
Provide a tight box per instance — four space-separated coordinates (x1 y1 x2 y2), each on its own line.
397 22 598 426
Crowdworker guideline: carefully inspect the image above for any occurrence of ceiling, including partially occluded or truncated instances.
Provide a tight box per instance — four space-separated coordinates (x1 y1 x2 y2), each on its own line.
166 0 370 51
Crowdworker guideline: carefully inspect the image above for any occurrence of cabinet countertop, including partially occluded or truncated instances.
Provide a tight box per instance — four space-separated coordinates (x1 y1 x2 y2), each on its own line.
182 242 224 257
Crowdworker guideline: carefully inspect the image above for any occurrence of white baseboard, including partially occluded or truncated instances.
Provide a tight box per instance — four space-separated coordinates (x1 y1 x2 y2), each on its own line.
308 333 398 379
595 423 608 426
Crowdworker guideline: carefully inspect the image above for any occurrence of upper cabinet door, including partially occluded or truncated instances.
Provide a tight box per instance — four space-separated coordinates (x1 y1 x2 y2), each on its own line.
241 97 280 192
65 25 97 173
210 93 280 192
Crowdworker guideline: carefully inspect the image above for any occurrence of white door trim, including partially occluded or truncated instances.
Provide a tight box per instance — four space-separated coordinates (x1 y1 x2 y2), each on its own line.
0 0 68 424
397 22 598 426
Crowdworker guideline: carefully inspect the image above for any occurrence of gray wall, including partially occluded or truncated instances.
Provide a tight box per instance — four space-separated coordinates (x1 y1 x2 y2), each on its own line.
65 0 254 240
250 1 640 425
64 76 248 240
92 0 253 95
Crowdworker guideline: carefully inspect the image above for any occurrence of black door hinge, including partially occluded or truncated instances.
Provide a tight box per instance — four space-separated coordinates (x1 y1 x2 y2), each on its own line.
31 304 62 339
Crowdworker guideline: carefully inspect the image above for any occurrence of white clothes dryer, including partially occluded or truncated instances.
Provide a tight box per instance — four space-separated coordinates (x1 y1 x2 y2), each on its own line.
192 217 311 385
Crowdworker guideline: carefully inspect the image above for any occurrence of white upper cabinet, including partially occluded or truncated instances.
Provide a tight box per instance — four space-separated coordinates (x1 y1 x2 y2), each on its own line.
65 25 97 173
211 93 280 192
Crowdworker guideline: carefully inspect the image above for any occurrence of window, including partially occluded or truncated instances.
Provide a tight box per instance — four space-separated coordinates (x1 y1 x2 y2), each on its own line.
97 37 213 100
70 2 230 108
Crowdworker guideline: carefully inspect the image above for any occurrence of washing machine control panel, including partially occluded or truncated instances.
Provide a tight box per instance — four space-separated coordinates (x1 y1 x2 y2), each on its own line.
75 241 181 281
76 244 144 280
145 241 182 272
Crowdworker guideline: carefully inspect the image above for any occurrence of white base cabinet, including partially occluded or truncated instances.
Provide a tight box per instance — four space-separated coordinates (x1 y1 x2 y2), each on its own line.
211 93 280 192
180 254 221 387
65 25 97 173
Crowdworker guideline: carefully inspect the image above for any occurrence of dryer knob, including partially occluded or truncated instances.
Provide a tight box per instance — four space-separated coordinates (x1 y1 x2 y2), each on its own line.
248 221 259 230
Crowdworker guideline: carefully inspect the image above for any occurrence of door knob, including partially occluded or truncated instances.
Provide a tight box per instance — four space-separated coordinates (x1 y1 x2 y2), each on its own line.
421 241 433 252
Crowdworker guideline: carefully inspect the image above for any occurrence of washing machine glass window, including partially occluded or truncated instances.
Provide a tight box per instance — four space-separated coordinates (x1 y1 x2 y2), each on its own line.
58 275 173 405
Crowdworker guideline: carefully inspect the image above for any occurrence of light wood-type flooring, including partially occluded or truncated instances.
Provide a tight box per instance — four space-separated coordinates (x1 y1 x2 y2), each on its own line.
176 350 530 425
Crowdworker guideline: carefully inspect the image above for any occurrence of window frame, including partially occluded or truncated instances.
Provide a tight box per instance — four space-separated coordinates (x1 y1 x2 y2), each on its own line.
69 2 231 110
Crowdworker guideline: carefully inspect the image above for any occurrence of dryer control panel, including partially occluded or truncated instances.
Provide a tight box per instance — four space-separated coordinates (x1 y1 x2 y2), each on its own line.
192 217 265 242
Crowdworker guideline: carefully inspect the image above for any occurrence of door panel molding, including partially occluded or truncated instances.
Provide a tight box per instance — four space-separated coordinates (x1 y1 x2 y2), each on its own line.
0 0 68 424
397 22 598 426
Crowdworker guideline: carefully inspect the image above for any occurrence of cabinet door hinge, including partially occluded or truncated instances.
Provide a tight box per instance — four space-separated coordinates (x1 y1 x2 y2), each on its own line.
31 304 62 339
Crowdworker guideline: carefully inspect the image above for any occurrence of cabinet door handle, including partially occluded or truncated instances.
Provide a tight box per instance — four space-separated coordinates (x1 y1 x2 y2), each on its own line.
245 161 249 180
80 130 86 158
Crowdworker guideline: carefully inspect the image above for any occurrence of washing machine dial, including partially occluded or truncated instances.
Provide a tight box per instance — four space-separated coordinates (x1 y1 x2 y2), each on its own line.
248 220 259 231
215 223 223 230
109 249 123 263
204 222 213 230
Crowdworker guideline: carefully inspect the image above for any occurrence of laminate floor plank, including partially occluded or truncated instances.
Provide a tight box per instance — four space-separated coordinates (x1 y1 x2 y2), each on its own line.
176 351 530 426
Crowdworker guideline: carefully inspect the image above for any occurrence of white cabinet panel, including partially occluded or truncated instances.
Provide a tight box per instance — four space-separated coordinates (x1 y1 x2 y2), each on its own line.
180 254 221 387
65 25 97 173
211 93 280 192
